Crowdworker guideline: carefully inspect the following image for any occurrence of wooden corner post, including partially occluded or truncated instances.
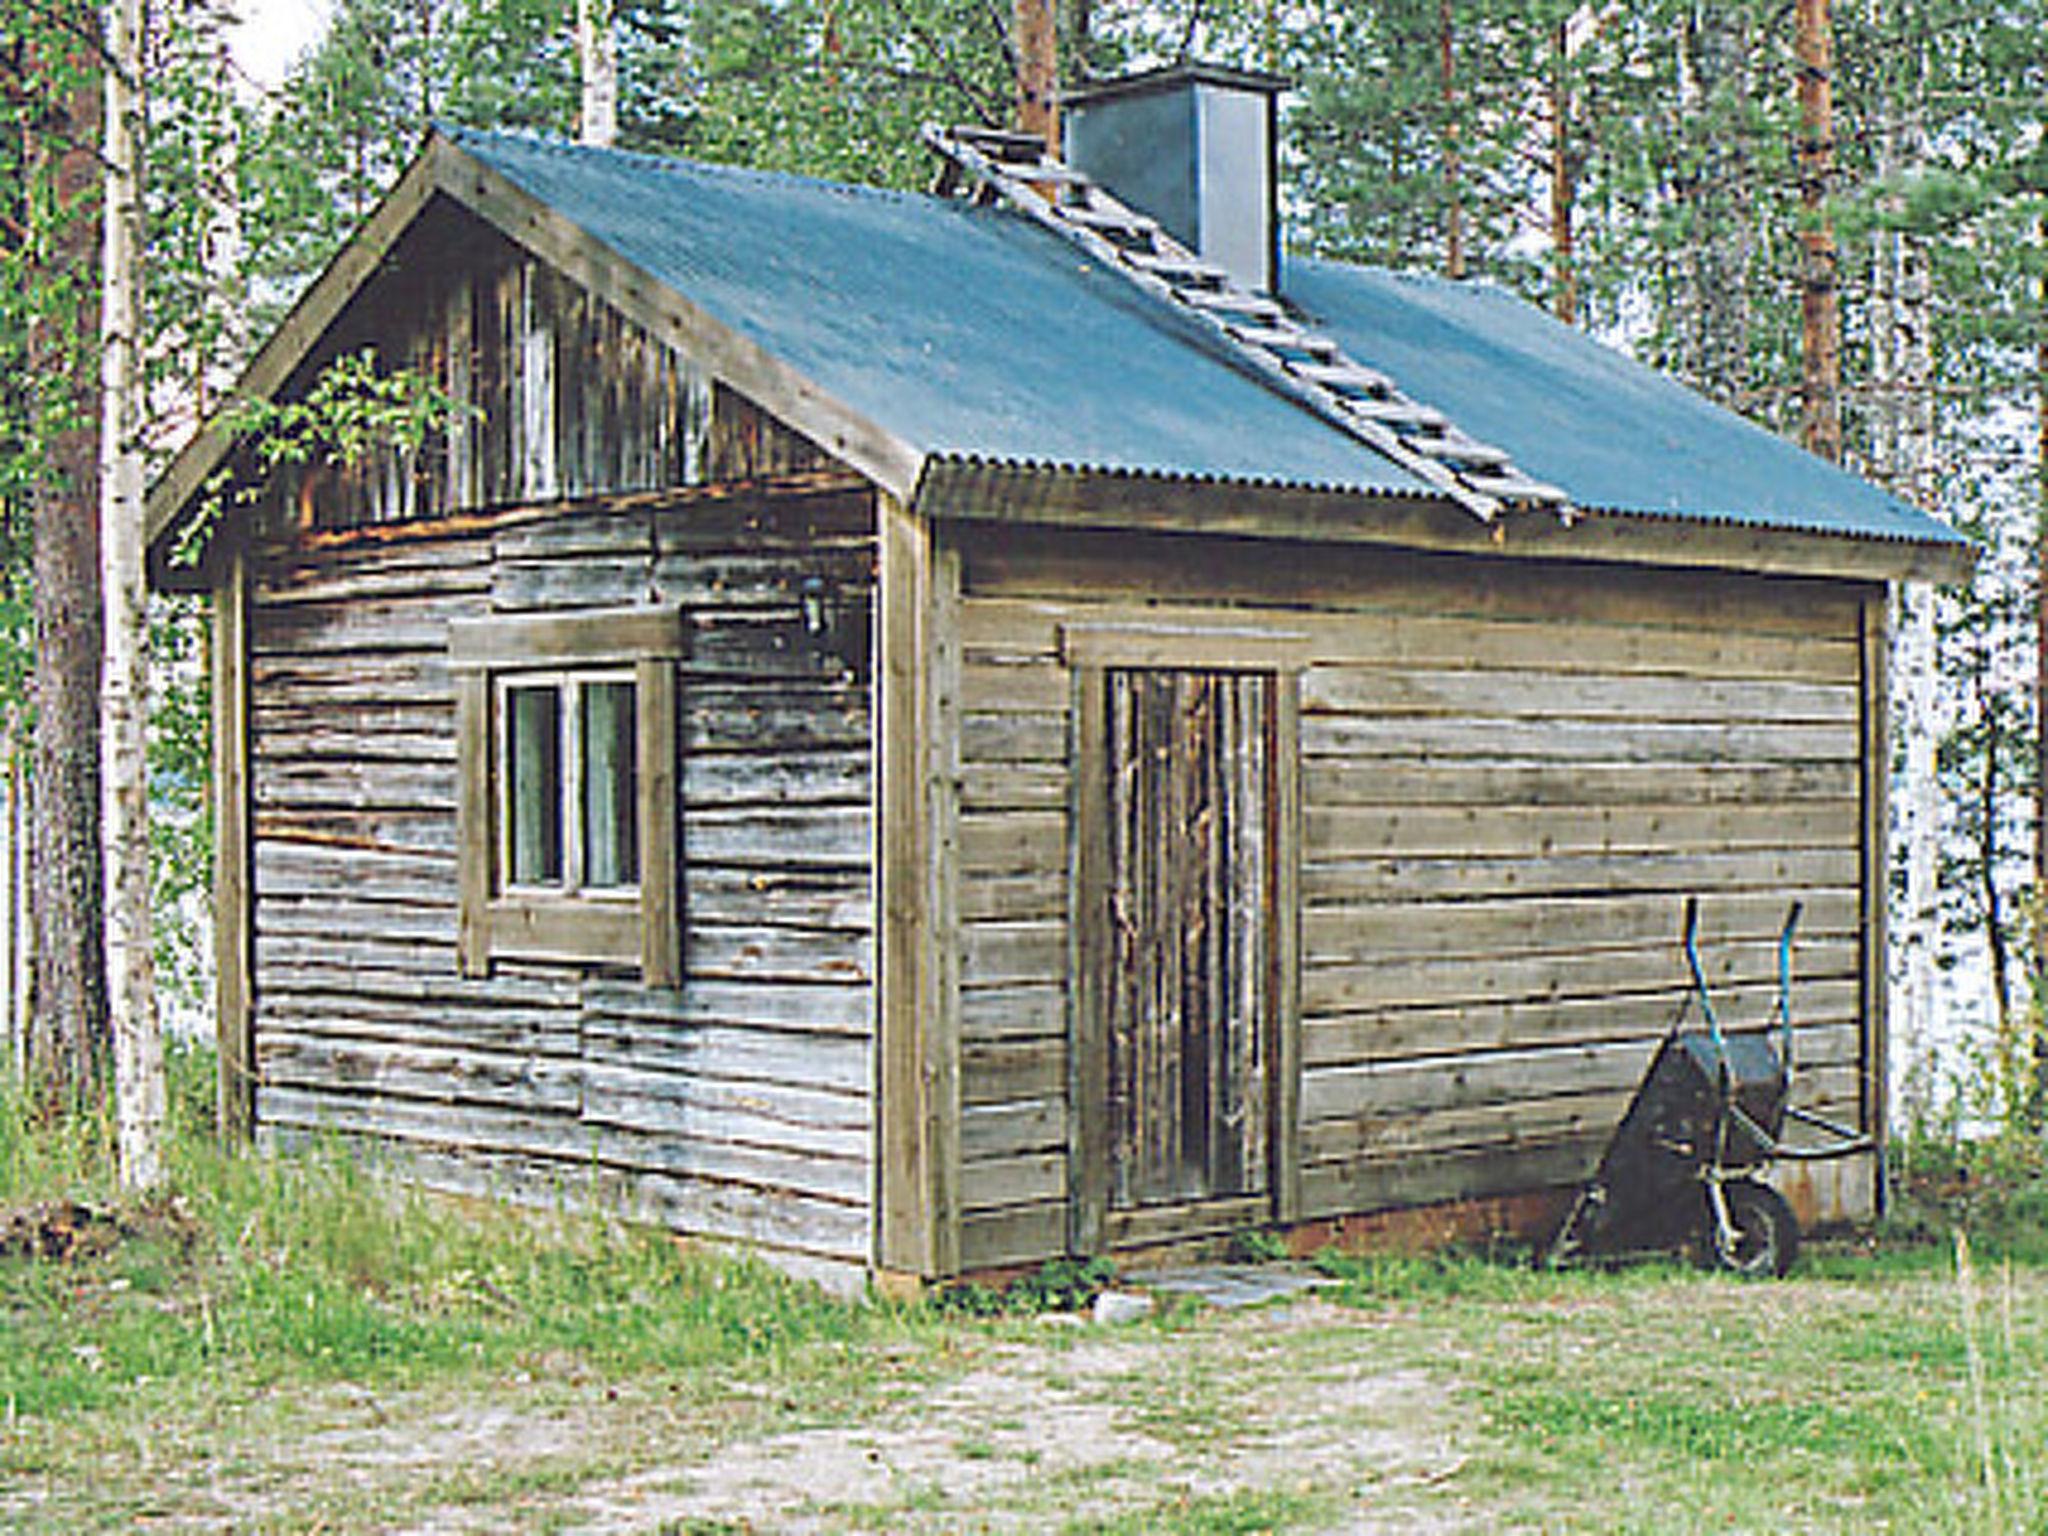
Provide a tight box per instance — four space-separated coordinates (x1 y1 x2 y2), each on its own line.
212 549 254 1141
1860 588 1891 1213
876 494 960 1277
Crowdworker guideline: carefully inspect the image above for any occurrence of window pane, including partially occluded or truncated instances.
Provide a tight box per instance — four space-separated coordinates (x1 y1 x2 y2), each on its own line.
581 680 639 889
507 685 562 885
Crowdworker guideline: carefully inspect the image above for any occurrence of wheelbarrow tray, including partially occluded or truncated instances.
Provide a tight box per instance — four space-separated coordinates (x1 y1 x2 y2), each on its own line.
1572 1025 1789 1256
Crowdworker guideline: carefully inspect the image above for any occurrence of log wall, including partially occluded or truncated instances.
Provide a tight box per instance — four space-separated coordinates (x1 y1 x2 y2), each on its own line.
247 476 877 1287
950 524 1875 1270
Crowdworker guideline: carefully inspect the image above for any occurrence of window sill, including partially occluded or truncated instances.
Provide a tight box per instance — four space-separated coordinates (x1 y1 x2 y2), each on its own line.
484 895 641 967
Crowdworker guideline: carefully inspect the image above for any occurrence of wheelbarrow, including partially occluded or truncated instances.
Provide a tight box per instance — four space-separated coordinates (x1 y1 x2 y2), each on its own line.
1545 897 1872 1277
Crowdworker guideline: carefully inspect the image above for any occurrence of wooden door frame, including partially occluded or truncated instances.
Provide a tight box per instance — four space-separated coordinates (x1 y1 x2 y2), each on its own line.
1064 623 1306 1256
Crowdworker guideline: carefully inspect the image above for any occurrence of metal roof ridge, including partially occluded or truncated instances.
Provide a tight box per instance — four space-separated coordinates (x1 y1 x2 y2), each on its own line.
441 122 946 213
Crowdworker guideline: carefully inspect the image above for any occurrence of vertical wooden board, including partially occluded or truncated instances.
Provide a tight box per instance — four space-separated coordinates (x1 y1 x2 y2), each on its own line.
1271 672 1302 1224
455 672 491 977
927 540 964 1276
639 656 681 988
876 494 933 1274
1859 589 1889 1201
1068 663 1109 1254
213 551 254 1140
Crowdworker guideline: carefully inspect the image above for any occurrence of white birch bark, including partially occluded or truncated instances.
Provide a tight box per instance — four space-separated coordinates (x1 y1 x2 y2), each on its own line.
577 0 618 148
103 0 162 1189
1873 22 1943 1118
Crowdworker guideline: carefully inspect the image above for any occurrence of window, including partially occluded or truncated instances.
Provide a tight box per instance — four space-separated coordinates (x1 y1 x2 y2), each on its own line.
497 672 639 894
450 608 682 984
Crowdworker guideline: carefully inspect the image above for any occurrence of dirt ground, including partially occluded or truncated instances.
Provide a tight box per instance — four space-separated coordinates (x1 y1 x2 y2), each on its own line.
8 1295 1480 1534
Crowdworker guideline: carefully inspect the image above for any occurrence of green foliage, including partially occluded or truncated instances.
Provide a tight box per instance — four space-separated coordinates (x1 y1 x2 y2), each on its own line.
935 1255 1119 1316
0 1043 890 1422
225 347 479 473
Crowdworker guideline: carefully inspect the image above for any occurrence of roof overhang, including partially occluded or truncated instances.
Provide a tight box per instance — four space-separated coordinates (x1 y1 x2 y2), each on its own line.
913 457 1975 586
146 130 924 588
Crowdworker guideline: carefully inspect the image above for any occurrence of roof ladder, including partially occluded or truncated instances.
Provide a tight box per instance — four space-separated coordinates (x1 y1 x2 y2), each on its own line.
922 123 1573 523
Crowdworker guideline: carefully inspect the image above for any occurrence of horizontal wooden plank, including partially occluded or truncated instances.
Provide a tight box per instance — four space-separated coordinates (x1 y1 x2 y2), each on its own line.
252 594 463 656
685 866 873 933
960 596 1862 681
256 989 581 1057
489 558 658 614
685 806 870 869
257 1031 582 1113
1104 1193 1270 1249
1303 1089 1636 1167
958 525 1865 638
1302 1037 1860 1120
1059 622 1313 671
960 712 1064 765
1303 938 1860 1015
1307 802 1860 861
1302 715 1860 764
960 1098 1067 1161
1299 1135 1598 1219
959 763 1067 814
255 839 455 903
687 924 873 985
578 1016 873 1094
958 1201 1067 1270
962 1038 1064 1106
960 811 1063 876
1304 979 1860 1065
956 871 1066 924
1301 666 1856 725
959 1151 1066 1213
683 749 869 808
1305 758 1860 809
1303 890 1859 967
1301 846 1862 903
449 605 683 668
587 1125 869 1204
257 897 455 944
581 1073 876 1155
959 983 1065 1040
961 921 1065 989
255 758 458 812
685 685 869 752
583 978 873 1037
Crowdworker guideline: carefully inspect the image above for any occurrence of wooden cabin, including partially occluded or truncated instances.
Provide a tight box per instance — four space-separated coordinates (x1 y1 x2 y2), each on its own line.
147 70 1969 1293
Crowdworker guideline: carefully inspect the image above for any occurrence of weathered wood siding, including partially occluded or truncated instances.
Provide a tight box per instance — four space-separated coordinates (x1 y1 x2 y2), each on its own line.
253 199 828 533
951 525 1873 1269
247 476 876 1285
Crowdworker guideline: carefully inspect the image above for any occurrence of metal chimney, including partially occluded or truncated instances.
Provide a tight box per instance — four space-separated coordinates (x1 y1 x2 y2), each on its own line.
1062 63 1287 295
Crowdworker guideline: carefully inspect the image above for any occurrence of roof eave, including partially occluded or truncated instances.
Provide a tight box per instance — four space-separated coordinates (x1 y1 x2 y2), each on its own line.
914 457 1976 584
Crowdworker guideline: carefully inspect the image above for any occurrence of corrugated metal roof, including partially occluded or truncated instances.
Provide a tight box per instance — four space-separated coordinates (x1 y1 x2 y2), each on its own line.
448 128 1960 552
1285 259 1963 546
447 127 1432 500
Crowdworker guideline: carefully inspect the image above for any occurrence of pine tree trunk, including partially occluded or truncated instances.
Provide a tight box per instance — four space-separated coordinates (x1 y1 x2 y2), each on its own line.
103 0 161 1189
577 0 617 148
1549 18 1574 323
1795 0 1842 459
1014 0 1057 154
26 49 108 1122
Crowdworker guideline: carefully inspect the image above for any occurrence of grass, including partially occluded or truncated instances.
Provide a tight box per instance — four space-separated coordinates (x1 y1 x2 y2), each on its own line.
7 1049 2048 1531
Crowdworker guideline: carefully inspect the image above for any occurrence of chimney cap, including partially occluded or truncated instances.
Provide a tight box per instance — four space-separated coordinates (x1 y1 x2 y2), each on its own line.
1061 61 1290 110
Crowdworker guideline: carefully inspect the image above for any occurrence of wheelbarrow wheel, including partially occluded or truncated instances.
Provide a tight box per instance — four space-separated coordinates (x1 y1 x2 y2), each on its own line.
1703 1180 1799 1278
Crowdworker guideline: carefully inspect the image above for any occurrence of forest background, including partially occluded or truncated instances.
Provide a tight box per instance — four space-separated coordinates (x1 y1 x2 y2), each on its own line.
3 0 2046 1148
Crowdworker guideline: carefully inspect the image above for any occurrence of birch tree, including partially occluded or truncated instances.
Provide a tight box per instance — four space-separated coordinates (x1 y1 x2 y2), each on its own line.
103 0 161 1186
577 0 617 147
